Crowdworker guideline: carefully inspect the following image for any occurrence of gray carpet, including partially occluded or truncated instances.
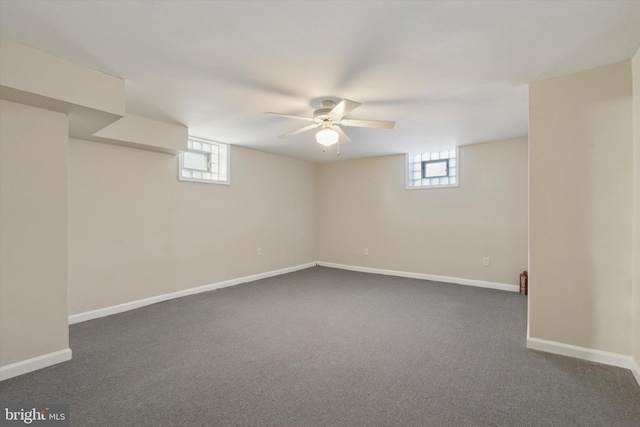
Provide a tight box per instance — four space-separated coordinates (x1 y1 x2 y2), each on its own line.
1 266 639 426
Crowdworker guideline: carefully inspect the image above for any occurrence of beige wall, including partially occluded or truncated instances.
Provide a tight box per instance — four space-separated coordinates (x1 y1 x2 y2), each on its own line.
0 100 69 366
68 140 318 315
529 61 633 355
317 138 528 285
632 47 640 369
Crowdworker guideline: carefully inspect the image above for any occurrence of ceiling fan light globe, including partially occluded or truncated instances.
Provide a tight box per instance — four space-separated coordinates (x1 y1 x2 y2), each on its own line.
316 128 339 146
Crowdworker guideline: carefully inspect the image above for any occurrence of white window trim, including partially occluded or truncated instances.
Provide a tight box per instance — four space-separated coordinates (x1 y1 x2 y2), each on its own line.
179 136 230 185
405 147 459 190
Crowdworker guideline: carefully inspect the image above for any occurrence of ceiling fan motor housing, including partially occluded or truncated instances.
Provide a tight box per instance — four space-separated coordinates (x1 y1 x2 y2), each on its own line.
313 100 337 121
313 108 334 121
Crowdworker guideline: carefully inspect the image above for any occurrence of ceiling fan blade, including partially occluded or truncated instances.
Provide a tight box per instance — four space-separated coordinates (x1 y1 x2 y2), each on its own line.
340 118 395 129
328 99 361 120
278 122 321 138
333 125 350 144
265 112 316 122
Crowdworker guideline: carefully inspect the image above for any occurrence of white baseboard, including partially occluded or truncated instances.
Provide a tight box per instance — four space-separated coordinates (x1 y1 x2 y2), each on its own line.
70 261 517 325
69 262 317 325
632 358 640 387
527 337 633 370
0 348 72 381
317 261 519 293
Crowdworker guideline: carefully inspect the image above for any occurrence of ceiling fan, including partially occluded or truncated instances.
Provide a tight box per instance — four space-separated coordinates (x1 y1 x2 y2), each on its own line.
265 99 395 150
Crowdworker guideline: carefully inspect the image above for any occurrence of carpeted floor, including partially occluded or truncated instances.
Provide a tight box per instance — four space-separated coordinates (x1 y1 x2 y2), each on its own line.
1 266 639 426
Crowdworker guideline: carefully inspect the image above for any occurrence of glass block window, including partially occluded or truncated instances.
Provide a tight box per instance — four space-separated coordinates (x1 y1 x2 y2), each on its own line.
406 148 458 189
179 136 229 184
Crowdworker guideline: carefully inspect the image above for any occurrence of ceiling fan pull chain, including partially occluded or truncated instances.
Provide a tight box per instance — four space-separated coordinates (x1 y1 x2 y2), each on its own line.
337 141 340 155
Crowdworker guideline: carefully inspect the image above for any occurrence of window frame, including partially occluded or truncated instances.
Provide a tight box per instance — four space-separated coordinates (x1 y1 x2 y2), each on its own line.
422 159 449 179
405 148 459 190
179 136 230 185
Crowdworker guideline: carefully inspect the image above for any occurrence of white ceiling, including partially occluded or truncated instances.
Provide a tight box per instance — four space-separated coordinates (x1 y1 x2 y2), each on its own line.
1 1 639 163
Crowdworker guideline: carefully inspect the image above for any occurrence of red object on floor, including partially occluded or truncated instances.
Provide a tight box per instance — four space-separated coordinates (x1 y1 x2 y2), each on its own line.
519 270 528 295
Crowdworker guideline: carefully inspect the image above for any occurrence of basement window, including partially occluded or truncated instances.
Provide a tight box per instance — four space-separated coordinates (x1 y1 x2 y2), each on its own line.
406 148 458 189
179 136 229 184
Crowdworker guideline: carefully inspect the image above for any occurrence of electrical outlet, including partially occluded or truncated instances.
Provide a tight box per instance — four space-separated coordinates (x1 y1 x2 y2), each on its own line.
257 248 262 256
482 257 490 266
364 248 369 256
